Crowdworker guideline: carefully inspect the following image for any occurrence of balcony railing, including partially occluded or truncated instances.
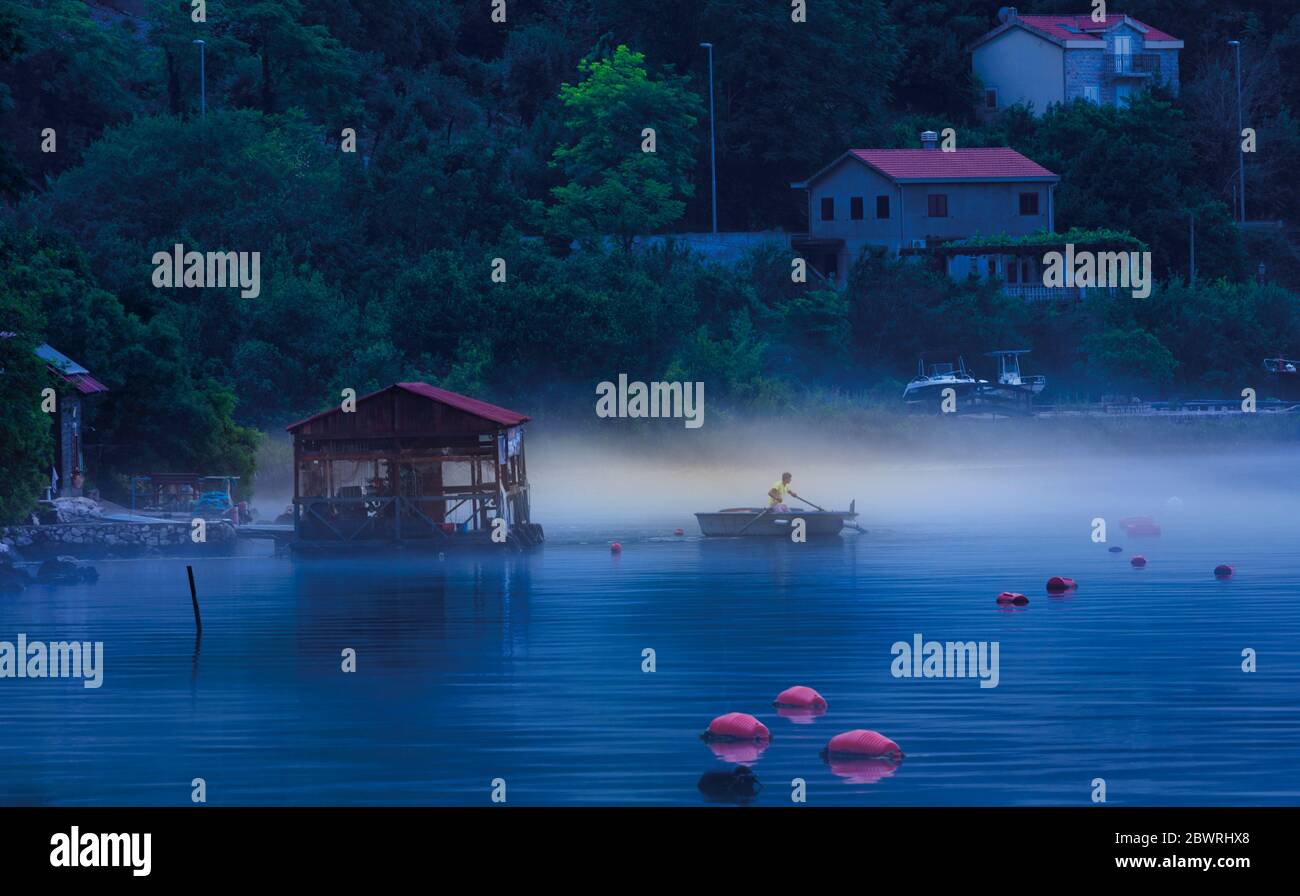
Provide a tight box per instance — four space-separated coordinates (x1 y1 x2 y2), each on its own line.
1104 52 1162 77
1002 284 1120 301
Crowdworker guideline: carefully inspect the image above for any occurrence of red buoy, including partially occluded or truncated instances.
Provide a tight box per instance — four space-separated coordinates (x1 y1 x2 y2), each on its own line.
1046 576 1077 592
822 729 902 761
610 542 622 554
702 712 771 742
773 685 827 710
1214 564 1234 579
996 591 1029 605
673 528 684 536
1130 555 1147 568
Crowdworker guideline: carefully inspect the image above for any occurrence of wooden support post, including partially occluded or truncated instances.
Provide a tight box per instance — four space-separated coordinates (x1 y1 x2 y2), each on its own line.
393 458 402 543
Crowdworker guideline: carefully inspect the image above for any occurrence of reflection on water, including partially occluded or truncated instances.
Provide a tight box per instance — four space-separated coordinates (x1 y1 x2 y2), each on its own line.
697 766 762 805
2 451 1299 806
823 757 903 785
704 740 770 765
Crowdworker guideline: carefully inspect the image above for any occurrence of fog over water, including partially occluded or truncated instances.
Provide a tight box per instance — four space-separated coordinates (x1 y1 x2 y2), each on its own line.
6 418 1296 806
254 416 1300 535
522 419 1300 538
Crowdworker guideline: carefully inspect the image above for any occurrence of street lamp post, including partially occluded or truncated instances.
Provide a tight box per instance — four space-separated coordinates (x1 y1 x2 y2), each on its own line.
1229 39 1244 222
700 42 717 234
194 39 206 119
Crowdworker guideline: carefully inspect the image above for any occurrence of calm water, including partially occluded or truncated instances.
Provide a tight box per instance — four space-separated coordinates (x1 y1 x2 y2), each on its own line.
2 453 1299 806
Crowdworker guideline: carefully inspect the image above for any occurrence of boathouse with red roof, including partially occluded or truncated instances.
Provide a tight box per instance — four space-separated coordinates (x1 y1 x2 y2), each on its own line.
285 383 541 549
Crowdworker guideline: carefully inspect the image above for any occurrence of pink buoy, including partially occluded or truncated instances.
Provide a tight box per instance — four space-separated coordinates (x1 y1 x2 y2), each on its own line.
610 542 622 554
822 729 902 761
773 685 827 709
1214 564 1234 579
702 712 771 743
1130 555 1147 568
1046 576 1077 593
996 591 1028 606
673 528 684 537
1120 516 1162 537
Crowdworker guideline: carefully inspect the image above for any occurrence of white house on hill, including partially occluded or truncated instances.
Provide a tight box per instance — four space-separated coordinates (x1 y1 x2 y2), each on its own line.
971 8 1183 115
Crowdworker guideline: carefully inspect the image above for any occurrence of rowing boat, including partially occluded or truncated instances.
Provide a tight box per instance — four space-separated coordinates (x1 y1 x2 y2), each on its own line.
694 506 858 537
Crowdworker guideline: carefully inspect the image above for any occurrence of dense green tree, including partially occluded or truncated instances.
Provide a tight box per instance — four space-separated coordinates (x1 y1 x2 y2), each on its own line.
666 311 788 407
592 0 902 229
545 45 703 250
223 0 356 119
0 281 51 523
1013 94 1244 282
0 0 143 186
887 0 987 118
24 110 349 312
1083 327 1178 395
0 230 259 497
1143 278 1298 393
0 3 25 197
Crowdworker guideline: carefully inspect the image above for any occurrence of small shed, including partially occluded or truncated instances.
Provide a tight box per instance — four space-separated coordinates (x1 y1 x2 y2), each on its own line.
37 344 109 498
285 383 541 550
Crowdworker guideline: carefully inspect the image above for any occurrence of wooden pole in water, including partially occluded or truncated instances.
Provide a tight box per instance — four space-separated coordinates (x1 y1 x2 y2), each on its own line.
186 565 202 636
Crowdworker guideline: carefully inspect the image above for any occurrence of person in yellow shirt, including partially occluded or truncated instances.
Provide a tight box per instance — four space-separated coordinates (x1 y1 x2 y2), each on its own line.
767 472 801 512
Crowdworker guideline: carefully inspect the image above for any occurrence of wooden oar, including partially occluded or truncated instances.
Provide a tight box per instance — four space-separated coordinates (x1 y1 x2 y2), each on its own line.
736 505 774 535
794 494 827 512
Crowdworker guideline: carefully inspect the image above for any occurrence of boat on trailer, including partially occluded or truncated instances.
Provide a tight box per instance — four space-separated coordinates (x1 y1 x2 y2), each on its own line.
1264 357 1300 400
983 349 1046 397
695 503 859 537
975 349 1046 413
903 354 986 408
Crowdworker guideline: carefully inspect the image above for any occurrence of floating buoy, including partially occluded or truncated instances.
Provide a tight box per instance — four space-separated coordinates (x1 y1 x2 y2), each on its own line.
821 729 902 761
773 685 827 709
996 591 1029 605
1120 516 1162 537
673 528 684 537
610 542 622 554
1046 576 1077 592
1214 564 1234 579
1130 555 1147 568
701 712 771 743
1108 546 1123 553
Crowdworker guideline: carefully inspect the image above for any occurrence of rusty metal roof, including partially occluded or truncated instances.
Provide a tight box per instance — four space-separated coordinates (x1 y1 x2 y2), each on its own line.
285 382 530 432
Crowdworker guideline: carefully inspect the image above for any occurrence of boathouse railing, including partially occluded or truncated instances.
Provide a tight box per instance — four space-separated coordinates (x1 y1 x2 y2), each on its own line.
292 488 528 544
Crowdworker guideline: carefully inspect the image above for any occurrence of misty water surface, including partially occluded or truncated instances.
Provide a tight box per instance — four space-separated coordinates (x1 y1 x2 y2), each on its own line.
2 438 1298 805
